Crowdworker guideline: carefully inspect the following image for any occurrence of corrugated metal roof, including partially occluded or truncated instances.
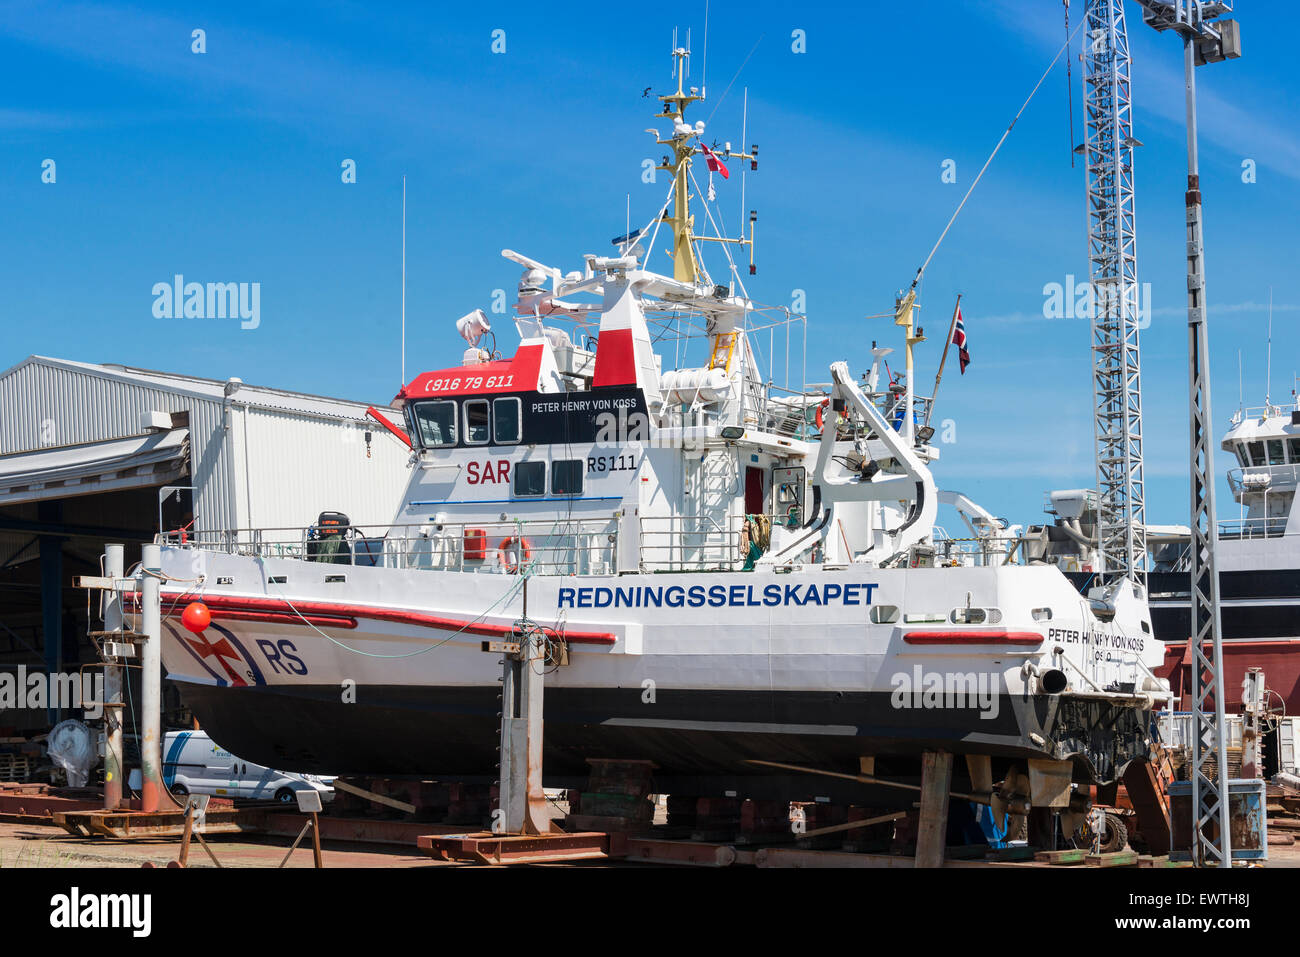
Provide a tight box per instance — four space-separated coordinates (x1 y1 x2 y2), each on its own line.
0 361 209 456
0 356 392 421
0 355 414 535
0 429 190 506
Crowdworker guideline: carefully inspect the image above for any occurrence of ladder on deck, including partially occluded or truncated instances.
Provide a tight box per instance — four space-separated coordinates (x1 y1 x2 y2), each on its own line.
708 332 738 374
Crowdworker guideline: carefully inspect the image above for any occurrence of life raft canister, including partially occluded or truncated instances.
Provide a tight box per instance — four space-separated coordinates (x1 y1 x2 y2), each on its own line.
497 536 532 574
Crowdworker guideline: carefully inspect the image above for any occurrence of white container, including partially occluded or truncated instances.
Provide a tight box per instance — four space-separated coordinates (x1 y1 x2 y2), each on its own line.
1279 716 1300 775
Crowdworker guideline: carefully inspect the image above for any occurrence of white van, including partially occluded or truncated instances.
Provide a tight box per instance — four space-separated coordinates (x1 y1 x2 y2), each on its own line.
159 730 335 805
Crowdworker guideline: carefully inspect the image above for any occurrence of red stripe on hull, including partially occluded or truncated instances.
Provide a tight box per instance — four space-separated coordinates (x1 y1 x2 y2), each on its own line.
127 594 357 630
211 609 359 629
903 630 1044 646
160 591 617 645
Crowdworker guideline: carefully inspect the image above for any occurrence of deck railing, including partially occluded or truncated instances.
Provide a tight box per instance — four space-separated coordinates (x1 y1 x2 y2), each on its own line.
1231 404 1297 425
1227 463 1300 495
1216 517 1289 541
933 534 1027 567
638 513 786 572
173 518 620 576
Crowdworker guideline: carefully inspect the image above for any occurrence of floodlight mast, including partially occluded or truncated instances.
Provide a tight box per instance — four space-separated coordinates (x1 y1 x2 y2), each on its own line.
1132 0 1241 869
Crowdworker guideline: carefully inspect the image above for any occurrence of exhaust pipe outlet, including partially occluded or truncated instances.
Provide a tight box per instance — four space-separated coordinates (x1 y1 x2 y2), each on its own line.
1037 669 1069 695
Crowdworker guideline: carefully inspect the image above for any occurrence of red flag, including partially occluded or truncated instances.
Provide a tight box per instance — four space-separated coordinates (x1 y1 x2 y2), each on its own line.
699 143 730 179
952 307 970 374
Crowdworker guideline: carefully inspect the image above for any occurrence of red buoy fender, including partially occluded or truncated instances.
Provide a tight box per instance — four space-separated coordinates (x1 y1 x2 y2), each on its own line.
181 601 211 633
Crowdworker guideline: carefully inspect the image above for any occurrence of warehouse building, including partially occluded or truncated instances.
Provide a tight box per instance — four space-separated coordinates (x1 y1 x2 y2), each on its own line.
0 356 413 731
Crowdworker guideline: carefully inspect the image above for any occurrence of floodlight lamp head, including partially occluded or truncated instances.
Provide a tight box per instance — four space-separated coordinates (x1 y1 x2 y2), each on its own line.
456 308 491 347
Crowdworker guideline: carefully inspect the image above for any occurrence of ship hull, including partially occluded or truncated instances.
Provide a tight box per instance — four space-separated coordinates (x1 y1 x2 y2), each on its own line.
160 547 1164 789
173 680 1151 787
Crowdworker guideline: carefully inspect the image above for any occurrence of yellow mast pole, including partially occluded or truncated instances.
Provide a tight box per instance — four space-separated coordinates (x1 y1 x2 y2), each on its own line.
651 42 757 375
894 290 926 446
657 46 702 285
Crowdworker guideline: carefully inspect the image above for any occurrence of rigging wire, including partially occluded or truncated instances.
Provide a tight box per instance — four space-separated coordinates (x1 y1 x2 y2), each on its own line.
703 35 764 127
1065 0 1077 170
909 13 1089 292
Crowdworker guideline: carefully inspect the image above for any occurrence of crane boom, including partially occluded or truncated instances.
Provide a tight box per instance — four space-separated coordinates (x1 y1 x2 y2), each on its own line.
1082 0 1147 590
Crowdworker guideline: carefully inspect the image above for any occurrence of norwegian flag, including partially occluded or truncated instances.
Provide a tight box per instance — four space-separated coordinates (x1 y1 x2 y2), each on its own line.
699 143 730 179
952 307 971 374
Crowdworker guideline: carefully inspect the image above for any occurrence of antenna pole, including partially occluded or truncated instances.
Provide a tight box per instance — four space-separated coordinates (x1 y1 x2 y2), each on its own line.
1266 286 1273 407
702 0 709 96
739 87 748 245
401 175 407 387
1238 350 1243 413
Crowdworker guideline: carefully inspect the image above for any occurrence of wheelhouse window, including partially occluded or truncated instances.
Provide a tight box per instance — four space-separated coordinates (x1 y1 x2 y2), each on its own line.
1235 443 1250 467
493 398 522 444
1289 438 1300 463
1268 439 1286 465
412 401 457 448
514 460 546 497
551 459 584 495
464 399 490 445
1248 441 1265 466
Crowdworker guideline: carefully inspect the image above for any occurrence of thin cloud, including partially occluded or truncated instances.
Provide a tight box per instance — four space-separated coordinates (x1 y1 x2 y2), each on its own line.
976 301 1297 324
0 108 81 130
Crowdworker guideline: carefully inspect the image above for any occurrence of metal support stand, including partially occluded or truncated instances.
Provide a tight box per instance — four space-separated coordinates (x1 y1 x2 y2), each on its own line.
1241 668 1264 780
79 544 178 815
102 544 126 811
277 815 324 869
418 586 611 864
139 544 167 813
272 789 326 868
177 795 223 868
497 617 559 836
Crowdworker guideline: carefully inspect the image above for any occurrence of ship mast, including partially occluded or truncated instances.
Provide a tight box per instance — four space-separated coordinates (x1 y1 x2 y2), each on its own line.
653 41 757 289
650 38 759 382
655 45 704 284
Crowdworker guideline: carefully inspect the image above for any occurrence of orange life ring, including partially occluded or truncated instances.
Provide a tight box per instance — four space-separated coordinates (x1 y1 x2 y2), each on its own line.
497 536 532 574
814 399 829 432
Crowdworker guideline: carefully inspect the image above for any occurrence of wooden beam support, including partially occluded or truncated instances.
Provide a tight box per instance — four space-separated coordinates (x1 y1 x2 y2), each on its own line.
915 750 953 868
331 778 417 815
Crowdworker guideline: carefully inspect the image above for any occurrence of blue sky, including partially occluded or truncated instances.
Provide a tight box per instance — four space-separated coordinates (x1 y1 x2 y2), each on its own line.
1 0 1296 528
